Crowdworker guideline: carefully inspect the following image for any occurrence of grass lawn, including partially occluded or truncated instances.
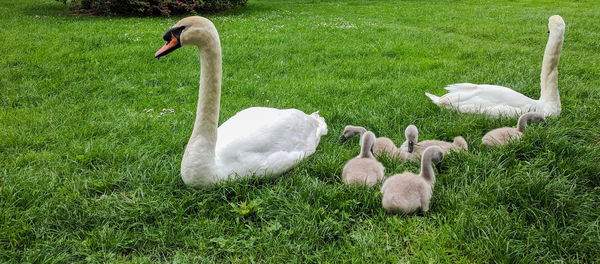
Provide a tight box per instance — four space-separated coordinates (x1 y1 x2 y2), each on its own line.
2 0 600 262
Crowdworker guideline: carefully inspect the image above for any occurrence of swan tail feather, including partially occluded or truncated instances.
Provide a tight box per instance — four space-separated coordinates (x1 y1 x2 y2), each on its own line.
452 136 468 151
425 92 441 104
310 111 328 136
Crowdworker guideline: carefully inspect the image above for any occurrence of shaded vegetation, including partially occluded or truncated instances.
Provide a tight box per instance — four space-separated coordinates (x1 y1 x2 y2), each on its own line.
56 0 247 16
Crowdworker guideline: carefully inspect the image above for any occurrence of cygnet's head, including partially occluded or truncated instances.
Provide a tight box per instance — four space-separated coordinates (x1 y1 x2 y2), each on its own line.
155 16 219 59
518 112 546 128
340 125 367 143
548 15 565 34
423 146 444 165
405 125 418 153
525 112 546 124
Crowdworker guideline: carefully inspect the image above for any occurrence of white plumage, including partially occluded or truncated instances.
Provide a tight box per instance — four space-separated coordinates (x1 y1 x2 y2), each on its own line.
425 83 544 116
157 17 327 187
215 108 327 178
425 15 565 117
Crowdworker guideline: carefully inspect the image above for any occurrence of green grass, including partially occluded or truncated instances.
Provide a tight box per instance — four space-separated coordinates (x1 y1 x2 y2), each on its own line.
2 0 600 262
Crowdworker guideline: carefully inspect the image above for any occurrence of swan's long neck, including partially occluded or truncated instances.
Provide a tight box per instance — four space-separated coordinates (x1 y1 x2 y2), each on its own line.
539 29 564 104
181 34 222 186
191 44 222 143
420 156 435 185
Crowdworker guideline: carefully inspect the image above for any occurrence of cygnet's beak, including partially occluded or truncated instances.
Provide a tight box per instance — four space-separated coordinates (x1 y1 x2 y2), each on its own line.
339 135 348 144
435 162 442 172
408 142 414 153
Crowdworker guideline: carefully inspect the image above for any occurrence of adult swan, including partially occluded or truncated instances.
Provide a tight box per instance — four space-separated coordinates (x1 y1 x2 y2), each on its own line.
425 15 565 117
155 16 328 187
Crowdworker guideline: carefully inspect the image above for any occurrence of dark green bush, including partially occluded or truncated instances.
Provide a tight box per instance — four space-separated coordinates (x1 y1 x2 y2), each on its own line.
57 0 247 16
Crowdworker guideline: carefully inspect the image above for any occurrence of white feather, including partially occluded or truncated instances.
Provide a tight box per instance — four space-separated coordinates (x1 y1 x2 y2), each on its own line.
424 15 565 118
168 17 328 187
215 107 327 177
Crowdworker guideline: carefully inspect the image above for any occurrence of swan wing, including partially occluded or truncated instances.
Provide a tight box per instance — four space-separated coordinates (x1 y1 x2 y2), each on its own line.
427 83 540 116
215 107 327 177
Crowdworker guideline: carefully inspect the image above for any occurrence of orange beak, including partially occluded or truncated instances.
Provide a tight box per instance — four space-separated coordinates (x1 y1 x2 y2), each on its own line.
155 33 180 59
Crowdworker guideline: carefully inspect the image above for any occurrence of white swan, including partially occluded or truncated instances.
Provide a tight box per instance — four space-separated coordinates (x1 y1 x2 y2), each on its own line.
342 131 385 186
155 16 328 187
425 15 565 117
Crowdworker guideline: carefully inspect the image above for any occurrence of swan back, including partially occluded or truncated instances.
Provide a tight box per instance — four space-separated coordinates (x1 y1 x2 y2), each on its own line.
215 107 327 178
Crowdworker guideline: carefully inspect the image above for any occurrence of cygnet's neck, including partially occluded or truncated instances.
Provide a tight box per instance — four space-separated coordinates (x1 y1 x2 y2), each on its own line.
517 114 531 133
420 154 436 185
359 136 374 159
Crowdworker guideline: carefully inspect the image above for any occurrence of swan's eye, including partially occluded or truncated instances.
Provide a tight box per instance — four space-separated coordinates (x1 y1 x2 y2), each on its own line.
163 26 186 42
